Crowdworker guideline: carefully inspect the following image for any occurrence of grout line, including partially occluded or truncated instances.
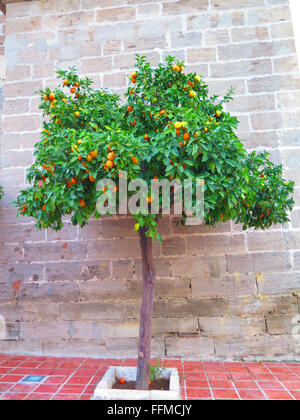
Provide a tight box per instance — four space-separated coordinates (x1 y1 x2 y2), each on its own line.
202 361 214 400
223 362 242 400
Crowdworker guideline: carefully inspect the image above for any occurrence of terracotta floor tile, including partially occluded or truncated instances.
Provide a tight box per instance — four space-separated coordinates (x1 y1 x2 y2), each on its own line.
25 393 53 400
234 380 259 390
212 389 239 400
256 380 284 390
186 388 212 399
264 390 294 400
238 390 266 400
209 380 234 389
0 354 300 400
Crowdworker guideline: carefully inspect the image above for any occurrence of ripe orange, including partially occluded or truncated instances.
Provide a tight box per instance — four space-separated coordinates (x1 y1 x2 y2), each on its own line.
87 155 93 162
189 90 197 98
131 120 136 127
147 195 152 203
91 150 98 159
215 110 221 118
183 132 190 141
78 156 82 161
72 178 78 184
43 95 49 101
106 160 114 169
89 175 95 182
172 64 180 72
127 105 133 112
74 111 80 118
63 79 69 86
80 199 85 207
49 92 55 101
194 132 199 138
131 78 137 84
176 129 181 136
74 82 80 88
144 134 150 141
188 81 195 87
131 156 138 165
131 72 137 79
71 145 78 152
70 88 76 94
42 205 46 212
107 152 116 161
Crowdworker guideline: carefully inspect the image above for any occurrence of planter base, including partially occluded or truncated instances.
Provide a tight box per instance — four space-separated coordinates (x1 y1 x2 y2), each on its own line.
92 366 181 400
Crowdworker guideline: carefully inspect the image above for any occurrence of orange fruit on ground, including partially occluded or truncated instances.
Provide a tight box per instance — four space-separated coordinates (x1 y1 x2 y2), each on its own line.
49 92 55 101
106 160 114 169
131 156 138 165
90 150 98 159
107 152 116 161
80 199 85 207
120 378 126 384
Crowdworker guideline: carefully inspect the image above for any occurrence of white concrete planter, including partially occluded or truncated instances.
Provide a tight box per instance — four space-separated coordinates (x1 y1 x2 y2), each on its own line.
92 366 181 400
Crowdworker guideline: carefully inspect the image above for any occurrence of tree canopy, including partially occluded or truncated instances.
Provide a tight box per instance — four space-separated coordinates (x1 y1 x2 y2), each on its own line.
15 56 295 239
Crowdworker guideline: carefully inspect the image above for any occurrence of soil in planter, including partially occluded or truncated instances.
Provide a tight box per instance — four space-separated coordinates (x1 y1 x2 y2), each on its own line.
113 378 170 391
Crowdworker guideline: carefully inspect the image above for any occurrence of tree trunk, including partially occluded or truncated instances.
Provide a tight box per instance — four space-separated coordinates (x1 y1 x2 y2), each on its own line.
136 228 156 390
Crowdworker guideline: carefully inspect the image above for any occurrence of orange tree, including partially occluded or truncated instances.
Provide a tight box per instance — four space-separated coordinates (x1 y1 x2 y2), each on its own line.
15 56 294 389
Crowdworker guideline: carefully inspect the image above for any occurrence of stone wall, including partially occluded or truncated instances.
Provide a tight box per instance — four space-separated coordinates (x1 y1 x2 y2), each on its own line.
0 0 300 360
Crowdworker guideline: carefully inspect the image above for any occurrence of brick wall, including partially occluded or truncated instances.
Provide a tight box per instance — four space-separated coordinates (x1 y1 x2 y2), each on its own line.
0 0 300 360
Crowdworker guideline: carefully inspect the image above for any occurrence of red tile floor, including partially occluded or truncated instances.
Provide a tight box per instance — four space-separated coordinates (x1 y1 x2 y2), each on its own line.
1 354 300 400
